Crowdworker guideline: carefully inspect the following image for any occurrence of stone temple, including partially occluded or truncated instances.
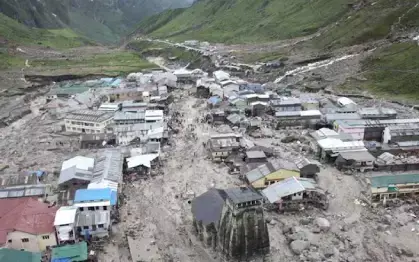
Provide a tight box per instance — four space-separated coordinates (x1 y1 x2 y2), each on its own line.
192 187 270 260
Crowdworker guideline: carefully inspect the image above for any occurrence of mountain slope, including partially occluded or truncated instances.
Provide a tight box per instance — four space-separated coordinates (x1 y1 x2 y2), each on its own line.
0 0 195 44
137 0 351 43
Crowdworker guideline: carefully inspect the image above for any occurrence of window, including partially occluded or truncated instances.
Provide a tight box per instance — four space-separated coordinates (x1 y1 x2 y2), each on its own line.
21 238 29 243
95 206 100 210
98 224 104 228
83 226 89 230
92 225 97 231
77 227 82 232
79 207 84 211
103 206 107 211
8 239 12 243
42 235 49 240
88 207 95 211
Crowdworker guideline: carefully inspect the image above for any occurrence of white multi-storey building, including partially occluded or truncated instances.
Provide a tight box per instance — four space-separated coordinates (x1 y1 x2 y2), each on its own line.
65 110 114 134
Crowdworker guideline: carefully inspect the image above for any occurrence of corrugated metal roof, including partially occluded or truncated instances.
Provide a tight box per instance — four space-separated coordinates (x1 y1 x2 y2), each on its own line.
336 119 419 128
114 111 145 121
223 187 263 204
51 241 88 262
58 166 92 185
300 110 322 116
0 248 41 262
275 111 301 117
262 177 304 203
66 110 114 123
91 150 123 183
0 185 47 199
227 113 241 124
54 206 78 226
61 156 94 171
127 154 159 168
74 188 116 205
246 151 266 159
338 151 376 161
371 173 419 188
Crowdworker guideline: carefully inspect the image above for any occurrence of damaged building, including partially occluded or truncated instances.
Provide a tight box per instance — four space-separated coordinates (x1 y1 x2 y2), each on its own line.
262 177 328 211
207 133 243 162
192 187 269 260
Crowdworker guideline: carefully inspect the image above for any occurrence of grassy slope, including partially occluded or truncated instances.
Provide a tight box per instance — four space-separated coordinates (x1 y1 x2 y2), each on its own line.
30 51 156 76
138 0 350 43
311 0 419 49
342 42 419 101
0 14 156 75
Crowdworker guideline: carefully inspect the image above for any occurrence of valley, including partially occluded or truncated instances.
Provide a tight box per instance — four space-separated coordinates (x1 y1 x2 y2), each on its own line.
0 0 419 262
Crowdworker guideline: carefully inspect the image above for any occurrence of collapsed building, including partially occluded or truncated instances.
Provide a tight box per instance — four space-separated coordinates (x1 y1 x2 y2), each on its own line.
262 177 328 211
191 187 269 260
368 173 419 203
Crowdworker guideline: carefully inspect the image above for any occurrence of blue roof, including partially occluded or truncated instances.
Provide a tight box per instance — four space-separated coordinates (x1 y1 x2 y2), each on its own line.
74 188 117 205
208 96 221 105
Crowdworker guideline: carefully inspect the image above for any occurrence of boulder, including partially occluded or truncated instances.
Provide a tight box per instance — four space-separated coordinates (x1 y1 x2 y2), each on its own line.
290 240 310 255
315 217 331 232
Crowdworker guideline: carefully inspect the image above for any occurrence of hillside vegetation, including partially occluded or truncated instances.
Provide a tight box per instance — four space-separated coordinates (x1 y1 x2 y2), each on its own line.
137 0 351 43
311 0 419 49
0 13 91 49
342 42 419 101
0 0 194 44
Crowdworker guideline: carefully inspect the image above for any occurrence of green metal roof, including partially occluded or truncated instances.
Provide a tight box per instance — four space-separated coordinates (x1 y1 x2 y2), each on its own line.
371 174 419 188
0 248 41 262
51 242 88 261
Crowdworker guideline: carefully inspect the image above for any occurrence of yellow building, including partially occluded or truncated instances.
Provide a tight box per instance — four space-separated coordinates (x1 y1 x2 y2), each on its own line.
244 160 300 190
0 198 58 253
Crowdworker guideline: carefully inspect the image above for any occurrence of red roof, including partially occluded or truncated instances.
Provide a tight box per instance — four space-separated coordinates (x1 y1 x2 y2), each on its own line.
0 198 58 244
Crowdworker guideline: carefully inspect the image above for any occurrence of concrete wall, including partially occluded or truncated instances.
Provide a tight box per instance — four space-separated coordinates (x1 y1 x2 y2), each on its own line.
65 118 112 133
5 231 57 252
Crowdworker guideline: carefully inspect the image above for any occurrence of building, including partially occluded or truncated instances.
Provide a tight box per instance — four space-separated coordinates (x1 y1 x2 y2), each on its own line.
374 153 419 172
0 174 50 199
54 206 79 244
275 110 322 128
107 88 143 102
51 241 88 262
315 138 366 162
208 133 242 161
382 125 419 145
73 188 117 213
358 107 397 120
79 133 116 149
91 150 124 185
58 156 95 187
301 96 319 110
114 122 165 145
0 248 41 262
245 151 267 163
145 110 164 123
324 113 361 125
65 110 114 134
334 119 419 141
244 159 300 190
294 157 320 179
335 151 376 172
262 177 328 210
76 210 111 238
121 101 148 113
192 187 269 260
0 198 57 252
114 111 145 125
271 98 301 112
251 102 267 116
369 173 419 202
126 154 160 176
98 102 121 112
337 97 356 108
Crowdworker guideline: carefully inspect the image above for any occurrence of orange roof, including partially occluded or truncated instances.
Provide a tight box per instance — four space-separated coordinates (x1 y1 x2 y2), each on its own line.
0 198 58 244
